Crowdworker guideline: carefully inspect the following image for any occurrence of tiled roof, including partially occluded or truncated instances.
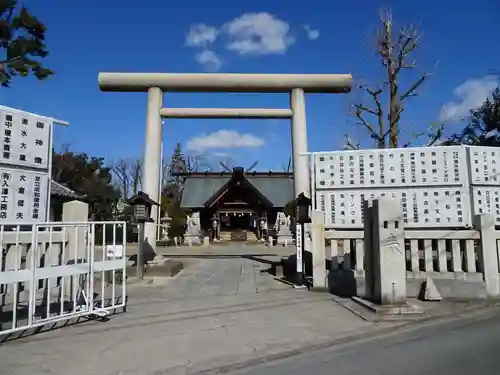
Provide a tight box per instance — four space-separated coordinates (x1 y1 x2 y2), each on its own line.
51 180 84 199
180 175 294 208
181 177 229 208
246 176 294 207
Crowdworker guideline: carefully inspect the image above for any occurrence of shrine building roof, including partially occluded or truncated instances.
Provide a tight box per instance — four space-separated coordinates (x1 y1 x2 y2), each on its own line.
176 170 294 208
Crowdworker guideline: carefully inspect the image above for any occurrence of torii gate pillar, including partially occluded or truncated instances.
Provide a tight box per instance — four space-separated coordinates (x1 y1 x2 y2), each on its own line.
143 87 163 246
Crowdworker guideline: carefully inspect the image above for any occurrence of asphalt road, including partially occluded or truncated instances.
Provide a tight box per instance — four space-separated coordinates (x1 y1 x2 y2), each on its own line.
217 311 500 375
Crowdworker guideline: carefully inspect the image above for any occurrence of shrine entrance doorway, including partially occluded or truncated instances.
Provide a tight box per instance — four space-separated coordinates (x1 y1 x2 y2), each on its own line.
202 167 273 242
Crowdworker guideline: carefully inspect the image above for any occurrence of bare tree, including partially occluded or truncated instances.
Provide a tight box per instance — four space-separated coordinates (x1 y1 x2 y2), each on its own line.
113 152 213 200
347 9 442 149
343 134 360 150
112 157 143 199
129 158 142 196
112 159 131 199
186 154 211 172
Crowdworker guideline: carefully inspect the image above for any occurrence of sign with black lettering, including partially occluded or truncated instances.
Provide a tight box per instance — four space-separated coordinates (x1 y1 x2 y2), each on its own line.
0 168 49 222
0 106 52 169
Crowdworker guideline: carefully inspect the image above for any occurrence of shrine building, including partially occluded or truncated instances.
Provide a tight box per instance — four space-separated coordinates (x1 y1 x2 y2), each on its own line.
177 167 294 241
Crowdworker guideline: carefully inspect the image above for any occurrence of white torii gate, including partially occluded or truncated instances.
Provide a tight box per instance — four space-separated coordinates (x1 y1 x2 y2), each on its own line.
98 72 352 251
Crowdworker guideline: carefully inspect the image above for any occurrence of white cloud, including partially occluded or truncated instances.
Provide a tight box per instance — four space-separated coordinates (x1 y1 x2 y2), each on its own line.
212 151 232 157
439 76 500 122
303 24 320 40
187 130 265 152
185 23 219 47
195 50 222 72
185 13 322 69
223 12 295 55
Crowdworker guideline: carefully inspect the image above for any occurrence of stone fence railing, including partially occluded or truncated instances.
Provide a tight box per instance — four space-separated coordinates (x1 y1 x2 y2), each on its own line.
310 199 500 300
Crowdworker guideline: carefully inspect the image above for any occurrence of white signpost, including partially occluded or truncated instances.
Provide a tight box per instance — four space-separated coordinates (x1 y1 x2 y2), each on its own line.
296 223 303 273
0 106 54 223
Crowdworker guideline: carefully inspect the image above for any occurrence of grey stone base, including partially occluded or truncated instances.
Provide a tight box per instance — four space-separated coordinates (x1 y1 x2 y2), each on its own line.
127 260 184 278
276 234 294 246
352 296 424 315
185 235 201 246
329 271 488 300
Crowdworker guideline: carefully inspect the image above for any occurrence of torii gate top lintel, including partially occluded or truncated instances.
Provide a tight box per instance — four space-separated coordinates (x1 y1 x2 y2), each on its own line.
98 72 352 93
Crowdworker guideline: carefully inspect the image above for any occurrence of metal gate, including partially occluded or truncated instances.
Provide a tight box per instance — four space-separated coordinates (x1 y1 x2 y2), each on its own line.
0 221 127 336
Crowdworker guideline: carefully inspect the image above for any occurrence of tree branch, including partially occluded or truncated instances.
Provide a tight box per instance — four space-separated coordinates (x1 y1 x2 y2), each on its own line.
352 104 379 116
349 85 385 146
349 105 377 138
402 123 445 148
0 56 21 65
343 133 360 150
399 73 428 101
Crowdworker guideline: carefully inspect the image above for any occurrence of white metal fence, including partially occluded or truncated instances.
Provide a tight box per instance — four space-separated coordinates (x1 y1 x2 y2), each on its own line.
0 221 127 337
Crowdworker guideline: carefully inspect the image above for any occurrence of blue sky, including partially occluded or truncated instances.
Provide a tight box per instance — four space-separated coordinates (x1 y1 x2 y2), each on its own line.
1 0 499 171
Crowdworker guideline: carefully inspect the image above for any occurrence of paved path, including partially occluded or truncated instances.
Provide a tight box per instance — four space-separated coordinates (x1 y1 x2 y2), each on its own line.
0 250 397 375
222 310 500 375
125 242 295 259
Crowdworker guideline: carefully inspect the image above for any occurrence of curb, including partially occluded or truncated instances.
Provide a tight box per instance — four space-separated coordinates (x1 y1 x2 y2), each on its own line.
188 303 500 375
330 294 500 322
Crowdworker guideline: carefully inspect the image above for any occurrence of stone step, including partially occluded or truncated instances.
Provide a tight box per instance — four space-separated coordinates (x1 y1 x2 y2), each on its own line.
219 231 232 241
231 231 248 241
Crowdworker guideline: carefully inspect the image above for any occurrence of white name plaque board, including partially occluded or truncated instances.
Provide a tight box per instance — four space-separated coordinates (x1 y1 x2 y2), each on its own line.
0 106 52 169
312 145 500 228
0 167 49 222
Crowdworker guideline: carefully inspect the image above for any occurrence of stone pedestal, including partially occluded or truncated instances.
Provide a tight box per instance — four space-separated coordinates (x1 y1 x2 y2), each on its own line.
185 233 201 246
277 233 293 246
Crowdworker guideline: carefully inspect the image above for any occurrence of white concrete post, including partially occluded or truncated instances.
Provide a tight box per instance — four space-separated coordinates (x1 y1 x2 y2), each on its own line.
62 200 89 261
475 214 500 297
311 210 327 289
142 87 163 252
371 198 406 305
62 200 89 299
290 88 310 198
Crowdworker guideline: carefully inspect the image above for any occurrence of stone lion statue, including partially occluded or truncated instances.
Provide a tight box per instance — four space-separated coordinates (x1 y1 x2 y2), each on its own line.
274 212 286 230
187 212 200 233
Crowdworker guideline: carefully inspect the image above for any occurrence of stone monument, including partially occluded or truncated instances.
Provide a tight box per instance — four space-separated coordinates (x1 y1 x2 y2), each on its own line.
353 198 423 315
370 198 406 305
185 212 201 246
275 212 293 246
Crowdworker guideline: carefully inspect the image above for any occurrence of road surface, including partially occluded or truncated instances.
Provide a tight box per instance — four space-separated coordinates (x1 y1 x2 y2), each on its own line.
215 311 500 375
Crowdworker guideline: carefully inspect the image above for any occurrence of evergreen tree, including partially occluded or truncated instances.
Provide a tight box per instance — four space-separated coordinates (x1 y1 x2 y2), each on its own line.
0 0 53 87
162 143 190 239
446 88 500 147
52 150 120 220
167 142 188 189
